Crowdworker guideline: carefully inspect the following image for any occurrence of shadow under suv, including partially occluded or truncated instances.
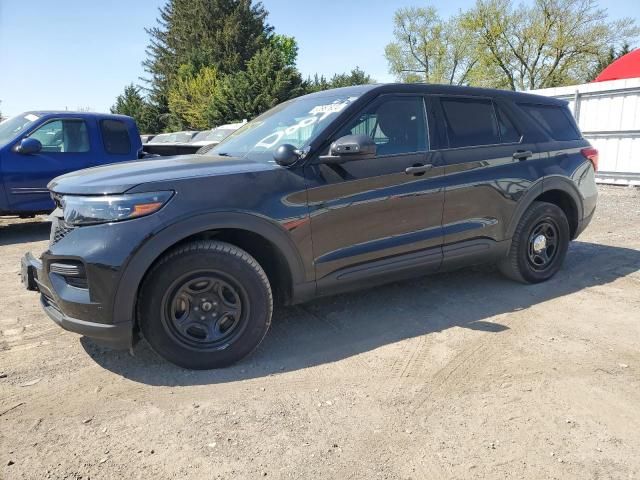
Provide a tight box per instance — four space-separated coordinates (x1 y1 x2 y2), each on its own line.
22 83 598 369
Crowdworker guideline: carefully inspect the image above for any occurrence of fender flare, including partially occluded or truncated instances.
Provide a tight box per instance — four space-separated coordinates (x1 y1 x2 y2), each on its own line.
505 176 584 240
111 211 308 326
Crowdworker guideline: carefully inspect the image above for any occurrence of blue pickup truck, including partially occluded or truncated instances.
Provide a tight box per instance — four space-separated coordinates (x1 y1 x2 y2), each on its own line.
0 111 142 216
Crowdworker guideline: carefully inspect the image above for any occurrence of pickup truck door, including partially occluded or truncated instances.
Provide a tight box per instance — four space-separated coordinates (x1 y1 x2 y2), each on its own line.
2 117 96 213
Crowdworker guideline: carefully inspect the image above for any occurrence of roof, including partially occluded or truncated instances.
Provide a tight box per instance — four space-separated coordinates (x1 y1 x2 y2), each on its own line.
595 49 640 82
24 111 134 121
299 83 566 105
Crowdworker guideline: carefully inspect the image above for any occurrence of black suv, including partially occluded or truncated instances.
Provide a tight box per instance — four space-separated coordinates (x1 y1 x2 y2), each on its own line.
22 84 598 369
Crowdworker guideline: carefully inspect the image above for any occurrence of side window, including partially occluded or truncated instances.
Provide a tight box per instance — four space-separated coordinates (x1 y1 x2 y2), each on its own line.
440 97 500 148
29 120 90 153
518 103 581 141
100 119 132 154
495 105 521 143
340 97 427 156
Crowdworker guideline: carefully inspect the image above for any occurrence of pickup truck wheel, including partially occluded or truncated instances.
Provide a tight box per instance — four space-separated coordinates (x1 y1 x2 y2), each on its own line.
498 201 570 284
139 240 273 369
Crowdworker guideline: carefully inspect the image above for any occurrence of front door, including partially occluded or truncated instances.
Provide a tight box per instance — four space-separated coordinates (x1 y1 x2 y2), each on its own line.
304 95 446 292
3 118 93 213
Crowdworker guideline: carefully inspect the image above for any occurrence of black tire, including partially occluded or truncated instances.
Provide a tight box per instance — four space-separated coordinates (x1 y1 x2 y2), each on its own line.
196 143 216 155
139 240 272 369
498 201 570 284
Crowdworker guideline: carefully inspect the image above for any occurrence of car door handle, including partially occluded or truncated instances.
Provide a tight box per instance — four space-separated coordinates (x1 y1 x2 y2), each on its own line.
513 150 533 161
405 164 433 175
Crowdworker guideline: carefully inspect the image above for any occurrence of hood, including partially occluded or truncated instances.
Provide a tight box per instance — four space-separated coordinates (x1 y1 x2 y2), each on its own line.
48 154 278 195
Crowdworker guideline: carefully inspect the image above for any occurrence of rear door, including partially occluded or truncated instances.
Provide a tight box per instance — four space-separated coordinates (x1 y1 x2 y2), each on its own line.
305 94 446 292
3 118 94 212
430 95 542 265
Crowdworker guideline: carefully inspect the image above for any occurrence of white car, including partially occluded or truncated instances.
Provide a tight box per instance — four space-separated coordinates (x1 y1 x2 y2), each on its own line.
189 120 247 153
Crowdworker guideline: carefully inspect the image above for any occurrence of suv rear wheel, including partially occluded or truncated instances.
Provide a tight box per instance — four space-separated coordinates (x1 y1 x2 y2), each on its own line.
139 240 273 369
499 201 570 284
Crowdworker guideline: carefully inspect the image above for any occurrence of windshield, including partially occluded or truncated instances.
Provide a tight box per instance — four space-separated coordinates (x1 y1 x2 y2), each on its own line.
0 113 39 146
192 127 237 143
148 133 171 143
209 94 360 161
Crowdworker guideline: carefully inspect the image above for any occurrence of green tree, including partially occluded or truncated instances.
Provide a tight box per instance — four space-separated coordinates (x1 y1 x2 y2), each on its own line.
271 34 298 66
167 65 219 130
142 0 273 130
110 84 157 133
384 7 478 84
206 46 304 126
305 67 374 93
463 0 639 90
328 67 374 88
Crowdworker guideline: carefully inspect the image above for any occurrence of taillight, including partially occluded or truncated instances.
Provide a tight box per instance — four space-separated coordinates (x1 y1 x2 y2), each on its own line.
581 147 599 172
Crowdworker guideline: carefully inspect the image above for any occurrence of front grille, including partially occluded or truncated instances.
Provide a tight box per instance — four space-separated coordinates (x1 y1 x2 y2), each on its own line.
50 221 75 246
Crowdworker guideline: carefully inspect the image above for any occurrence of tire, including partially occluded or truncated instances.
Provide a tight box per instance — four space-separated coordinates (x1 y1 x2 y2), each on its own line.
196 143 216 155
498 201 570 284
139 240 273 369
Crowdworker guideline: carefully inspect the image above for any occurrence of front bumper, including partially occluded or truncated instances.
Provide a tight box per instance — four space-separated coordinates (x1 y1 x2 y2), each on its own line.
21 225 136 350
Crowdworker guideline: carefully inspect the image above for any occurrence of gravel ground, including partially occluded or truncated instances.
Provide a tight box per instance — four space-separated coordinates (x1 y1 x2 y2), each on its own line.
1 185 639 480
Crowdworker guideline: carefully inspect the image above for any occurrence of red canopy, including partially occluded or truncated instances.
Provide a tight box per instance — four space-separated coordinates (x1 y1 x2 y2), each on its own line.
594 49 640 82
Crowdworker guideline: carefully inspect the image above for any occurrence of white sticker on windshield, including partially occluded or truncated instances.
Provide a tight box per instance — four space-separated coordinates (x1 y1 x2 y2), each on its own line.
25 114 40 122
309 103 348 116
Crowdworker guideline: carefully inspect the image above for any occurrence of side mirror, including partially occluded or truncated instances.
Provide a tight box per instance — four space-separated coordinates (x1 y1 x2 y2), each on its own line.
273 144 301 166
318 134 376 164
16 138 42 155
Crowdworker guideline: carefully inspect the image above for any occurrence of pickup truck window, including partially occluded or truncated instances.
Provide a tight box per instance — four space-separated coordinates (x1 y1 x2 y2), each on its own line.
100 119 131 154
29 119 90 153
0 114 38 146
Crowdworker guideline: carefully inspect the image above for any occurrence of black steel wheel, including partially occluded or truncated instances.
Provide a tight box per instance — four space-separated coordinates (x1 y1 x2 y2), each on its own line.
499 201 570 284
526 220 560 271
139 241 272 369
163 273 247 350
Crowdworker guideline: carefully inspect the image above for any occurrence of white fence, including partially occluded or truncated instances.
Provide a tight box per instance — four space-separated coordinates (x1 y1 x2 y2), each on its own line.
529 78 640 186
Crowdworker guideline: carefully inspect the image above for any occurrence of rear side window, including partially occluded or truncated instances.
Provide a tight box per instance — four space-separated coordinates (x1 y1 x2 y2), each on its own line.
495 106 521 143
518 103 581 141
100 119 131 154
440 97 500 148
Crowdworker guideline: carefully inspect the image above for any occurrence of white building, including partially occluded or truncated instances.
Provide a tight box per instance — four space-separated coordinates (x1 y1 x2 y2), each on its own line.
529 77 640 186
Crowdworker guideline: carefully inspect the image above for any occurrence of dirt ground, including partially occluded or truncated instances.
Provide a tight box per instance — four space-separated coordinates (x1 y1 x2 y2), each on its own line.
1 185 639 480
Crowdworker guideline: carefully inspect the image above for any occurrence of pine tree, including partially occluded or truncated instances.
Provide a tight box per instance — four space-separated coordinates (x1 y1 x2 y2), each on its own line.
110 84 157 133
206 46 304 126
168 65 219 130
305 67 374 94
142 0 272 129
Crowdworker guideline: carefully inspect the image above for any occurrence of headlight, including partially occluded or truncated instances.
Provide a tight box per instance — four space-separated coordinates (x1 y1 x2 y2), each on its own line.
61 191 174 226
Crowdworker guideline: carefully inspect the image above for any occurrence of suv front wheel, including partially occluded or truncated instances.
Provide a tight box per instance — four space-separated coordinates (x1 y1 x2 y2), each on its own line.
499 201 570 284
139 240 273 369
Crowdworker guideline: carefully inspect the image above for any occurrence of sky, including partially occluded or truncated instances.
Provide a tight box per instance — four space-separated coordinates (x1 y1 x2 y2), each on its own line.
0 0 639 117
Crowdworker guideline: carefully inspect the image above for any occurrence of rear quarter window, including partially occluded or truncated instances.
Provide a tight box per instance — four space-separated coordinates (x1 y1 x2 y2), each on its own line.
100 119 131 154
518 103 581 141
